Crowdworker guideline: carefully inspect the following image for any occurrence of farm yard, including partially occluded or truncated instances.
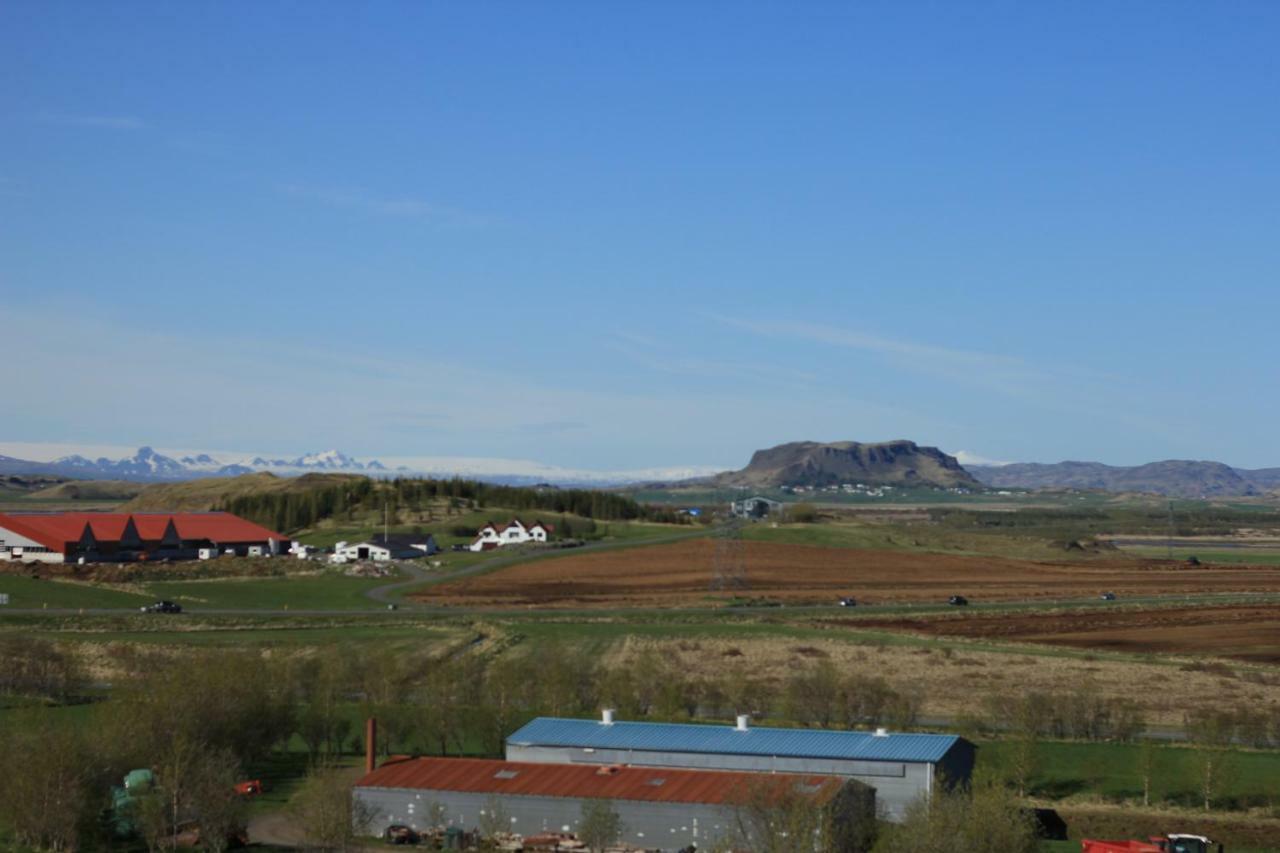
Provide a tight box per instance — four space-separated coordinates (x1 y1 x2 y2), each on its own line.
6 485 1280 851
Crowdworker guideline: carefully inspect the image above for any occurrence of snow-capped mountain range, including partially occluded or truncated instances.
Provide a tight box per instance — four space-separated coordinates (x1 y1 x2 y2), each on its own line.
0 444 718 486
0 446 393 481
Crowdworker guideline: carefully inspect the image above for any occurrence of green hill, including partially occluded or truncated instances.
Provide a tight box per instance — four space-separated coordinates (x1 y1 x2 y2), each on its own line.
27 480 148 501
121 472 362 512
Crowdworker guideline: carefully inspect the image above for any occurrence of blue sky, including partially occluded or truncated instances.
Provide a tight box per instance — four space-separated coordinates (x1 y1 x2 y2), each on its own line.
3 3 1279 471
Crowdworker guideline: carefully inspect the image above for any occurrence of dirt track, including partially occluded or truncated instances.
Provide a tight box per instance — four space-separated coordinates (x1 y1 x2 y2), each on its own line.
860 604 1280 662
413 539 1280 608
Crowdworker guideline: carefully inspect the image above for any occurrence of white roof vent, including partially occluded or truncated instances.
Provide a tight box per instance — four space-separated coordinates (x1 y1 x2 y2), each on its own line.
873 727 889 737
602 708 615 726
735 714 750 732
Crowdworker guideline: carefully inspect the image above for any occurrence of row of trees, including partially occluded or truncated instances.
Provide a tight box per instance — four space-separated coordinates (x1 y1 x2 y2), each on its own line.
218 475 691 534
782 661 922 730
4 639 1274 850
0 653 294 852
965 689 1148 743
0 635 84 703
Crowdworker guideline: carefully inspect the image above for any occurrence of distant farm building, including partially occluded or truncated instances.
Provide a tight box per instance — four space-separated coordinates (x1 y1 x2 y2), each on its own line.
353 756 859 851
469 519 552 552
330 534 438 563
729 496 783 519
506 714 973 822
0 512 287 564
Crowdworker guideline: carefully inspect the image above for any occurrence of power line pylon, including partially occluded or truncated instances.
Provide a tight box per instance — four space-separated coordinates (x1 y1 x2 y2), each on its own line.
710 516 748 592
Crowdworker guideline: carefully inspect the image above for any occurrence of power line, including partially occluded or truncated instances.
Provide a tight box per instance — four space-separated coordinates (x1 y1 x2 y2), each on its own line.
710 498 749 591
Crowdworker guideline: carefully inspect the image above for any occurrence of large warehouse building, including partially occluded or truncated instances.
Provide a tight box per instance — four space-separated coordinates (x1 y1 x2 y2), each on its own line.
353 756 857 851
506 714 974 821
0 511 288 563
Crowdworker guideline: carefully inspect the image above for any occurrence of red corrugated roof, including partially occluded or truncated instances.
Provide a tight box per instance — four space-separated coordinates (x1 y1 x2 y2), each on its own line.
0 512 284 551
131 515 174 541
0 513 87 550
165 512 284 544
354 757 842 806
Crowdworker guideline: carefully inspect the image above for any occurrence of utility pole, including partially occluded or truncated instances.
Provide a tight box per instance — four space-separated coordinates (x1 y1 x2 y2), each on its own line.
1167 500 1175 561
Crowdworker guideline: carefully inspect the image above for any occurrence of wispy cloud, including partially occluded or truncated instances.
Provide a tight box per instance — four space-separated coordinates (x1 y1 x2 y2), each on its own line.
280 183 486 227
712 314 1021 373
952 450 1014 467
709 313 1051 398
711 313 1195 444
38 113 146 130
610 331 819 384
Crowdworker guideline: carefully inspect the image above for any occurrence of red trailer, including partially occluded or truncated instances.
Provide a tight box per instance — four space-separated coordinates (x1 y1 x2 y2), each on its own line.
1082 835 1219 853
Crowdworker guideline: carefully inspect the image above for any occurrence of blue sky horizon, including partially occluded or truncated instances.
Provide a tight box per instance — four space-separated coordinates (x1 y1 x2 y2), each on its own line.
4 4 1279 471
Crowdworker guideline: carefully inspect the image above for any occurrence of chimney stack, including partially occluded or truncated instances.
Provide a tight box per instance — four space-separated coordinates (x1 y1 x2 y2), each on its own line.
365 717 378 774
873 727 889 738
735 714 750 732
602 708 615 726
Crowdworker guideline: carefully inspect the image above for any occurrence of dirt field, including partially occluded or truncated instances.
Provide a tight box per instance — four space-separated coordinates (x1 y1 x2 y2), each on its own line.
414 539 1280 608
858 604 1280 663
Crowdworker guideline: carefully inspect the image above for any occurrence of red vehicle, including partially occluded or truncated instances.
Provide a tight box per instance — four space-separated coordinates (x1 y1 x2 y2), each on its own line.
233 779 263 797
1082 835 1220 853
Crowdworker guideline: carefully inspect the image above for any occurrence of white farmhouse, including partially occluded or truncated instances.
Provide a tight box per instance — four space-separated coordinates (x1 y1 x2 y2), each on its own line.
468 519 552 552
330 535 439 564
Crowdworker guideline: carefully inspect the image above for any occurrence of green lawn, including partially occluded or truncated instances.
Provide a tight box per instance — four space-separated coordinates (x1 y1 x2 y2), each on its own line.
982 739 1280 811
740 520 1085 560
145 572 398 611
28 617 471 650
1120 546 1280 565
0 575 152 609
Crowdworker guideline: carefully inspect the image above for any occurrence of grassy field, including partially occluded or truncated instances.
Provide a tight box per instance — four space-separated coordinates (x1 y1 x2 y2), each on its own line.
741 519 1086 560
983 739 1280 809
0 575 153 609
145 573 400 610
1120 545 1280 565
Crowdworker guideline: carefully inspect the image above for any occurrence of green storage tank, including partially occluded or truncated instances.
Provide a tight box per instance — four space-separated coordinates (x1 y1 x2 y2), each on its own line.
123 769 154 791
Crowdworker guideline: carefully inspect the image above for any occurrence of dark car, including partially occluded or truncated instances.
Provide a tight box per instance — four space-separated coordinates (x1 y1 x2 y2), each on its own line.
1100 591 1117 601
838 597 857 607
384 825 420 845
947 595 969 606
140 600 182 614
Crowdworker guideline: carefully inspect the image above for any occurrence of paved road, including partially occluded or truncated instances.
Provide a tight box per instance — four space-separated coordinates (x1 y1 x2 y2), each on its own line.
363 561 432 605
3 590 1278 620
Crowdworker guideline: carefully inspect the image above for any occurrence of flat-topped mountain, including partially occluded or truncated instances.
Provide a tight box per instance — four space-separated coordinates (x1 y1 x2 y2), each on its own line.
715 440 979 489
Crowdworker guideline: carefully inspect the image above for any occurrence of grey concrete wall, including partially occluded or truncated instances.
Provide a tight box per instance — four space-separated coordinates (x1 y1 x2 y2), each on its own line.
354 786 737 851
505 744 932 821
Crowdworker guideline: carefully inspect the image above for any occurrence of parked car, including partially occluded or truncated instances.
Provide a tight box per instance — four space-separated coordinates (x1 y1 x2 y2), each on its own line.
384 825 420 845
947 595 969 606
838 597 857 607
140 600 182 614
1100 591 1117 601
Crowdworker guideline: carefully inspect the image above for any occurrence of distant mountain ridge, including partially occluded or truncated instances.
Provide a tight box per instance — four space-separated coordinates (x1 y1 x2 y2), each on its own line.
970 460 1280 498
0 445 716 487
0 446 391 482
714 440 979 489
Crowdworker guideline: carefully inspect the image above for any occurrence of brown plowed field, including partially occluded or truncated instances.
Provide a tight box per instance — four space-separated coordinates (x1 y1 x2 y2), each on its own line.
859 604 1280 662
414 540 1280 609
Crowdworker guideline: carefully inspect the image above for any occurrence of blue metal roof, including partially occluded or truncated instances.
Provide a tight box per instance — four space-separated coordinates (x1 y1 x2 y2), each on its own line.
507 718 961 764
